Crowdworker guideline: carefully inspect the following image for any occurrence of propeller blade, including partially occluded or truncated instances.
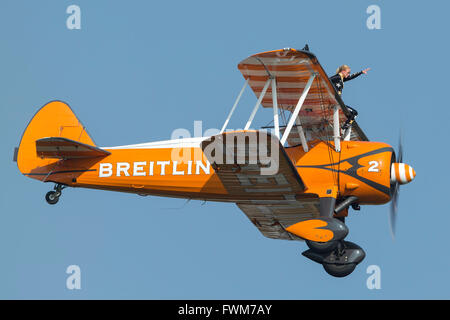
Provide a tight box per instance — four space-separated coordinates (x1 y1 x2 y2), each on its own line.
389 182 399 240
390 133 403 240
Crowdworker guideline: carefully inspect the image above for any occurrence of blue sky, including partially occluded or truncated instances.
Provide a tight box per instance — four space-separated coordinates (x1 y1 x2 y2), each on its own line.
1 0 449 299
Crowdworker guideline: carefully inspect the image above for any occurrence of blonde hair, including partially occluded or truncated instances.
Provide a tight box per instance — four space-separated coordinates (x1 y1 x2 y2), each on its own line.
336 65 350 74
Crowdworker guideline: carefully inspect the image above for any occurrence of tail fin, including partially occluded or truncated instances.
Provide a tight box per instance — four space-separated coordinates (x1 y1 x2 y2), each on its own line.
16 100 97 177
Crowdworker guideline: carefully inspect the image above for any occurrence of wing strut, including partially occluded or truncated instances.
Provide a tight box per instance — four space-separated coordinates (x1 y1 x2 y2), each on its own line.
333 105 341 152
271 78 280 139
280 73 317 145
295 118 309 152
244 78 271 130
220 78 249 134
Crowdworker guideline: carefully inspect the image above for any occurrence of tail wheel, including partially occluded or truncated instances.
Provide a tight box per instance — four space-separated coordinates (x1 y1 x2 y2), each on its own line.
45 191 59 205
306 240 338 253
323 263 356 278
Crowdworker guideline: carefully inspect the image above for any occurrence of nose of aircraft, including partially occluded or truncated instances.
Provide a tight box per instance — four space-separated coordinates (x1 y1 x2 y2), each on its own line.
391 163 416 185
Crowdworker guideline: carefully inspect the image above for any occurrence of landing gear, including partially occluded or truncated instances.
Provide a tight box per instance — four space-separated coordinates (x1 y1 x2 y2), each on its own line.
323 262 356 278
306 239 339 253
45 191 60 204
322 241 365 277
299 197 365 277
303 240 365 277
45 184 66 205
303 237 365 278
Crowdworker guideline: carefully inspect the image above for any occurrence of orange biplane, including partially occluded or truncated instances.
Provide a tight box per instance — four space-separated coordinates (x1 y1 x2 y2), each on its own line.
15 48 415 277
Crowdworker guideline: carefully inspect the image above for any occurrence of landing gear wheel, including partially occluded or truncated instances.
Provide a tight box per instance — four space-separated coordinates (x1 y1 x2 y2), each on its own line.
323 263 356 278
306 240 339 253
45 191 60 205
45 184 65 205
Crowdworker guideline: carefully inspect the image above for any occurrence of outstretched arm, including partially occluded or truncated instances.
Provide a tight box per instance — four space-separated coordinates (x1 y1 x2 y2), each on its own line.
344 68 371 82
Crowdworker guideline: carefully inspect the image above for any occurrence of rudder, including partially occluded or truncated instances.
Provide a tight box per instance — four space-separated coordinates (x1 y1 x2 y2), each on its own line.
16 100 96 177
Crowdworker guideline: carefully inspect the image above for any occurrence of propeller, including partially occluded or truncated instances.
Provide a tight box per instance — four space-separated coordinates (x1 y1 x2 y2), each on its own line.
389 135 402 239
389 175 400 239
389 134 415 239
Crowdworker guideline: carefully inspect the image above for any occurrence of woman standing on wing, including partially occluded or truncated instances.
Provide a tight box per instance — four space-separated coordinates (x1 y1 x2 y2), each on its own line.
329 65 371 129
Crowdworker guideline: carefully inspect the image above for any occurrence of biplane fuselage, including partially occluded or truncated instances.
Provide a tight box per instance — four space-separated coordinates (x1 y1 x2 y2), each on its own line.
21 137 393 206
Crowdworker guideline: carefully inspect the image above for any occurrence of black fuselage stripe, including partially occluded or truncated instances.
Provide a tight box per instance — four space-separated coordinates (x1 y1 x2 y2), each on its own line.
296 147 393 196
24 169 96 176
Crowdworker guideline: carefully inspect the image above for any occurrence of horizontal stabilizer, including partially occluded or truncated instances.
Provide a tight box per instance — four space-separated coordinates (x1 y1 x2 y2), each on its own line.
36 137 110 159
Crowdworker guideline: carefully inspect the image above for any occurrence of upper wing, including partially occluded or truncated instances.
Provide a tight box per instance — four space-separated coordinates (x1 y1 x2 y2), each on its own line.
36 137 111 159
237 48 368 145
